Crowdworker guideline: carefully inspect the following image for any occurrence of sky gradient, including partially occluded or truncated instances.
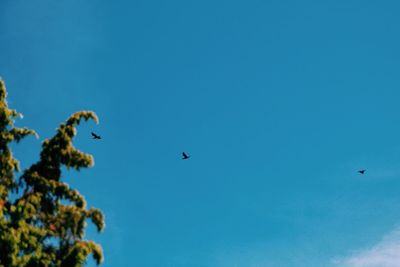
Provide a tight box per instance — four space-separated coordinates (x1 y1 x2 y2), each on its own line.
2 1 400 266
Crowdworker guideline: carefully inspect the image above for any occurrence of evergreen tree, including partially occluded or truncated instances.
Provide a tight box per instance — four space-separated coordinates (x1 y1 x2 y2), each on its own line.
0 80 105 267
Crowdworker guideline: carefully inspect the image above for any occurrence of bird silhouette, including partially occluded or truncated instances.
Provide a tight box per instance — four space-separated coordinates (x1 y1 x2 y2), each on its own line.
182 152 190 160
358 170 365 174
91 132 101 139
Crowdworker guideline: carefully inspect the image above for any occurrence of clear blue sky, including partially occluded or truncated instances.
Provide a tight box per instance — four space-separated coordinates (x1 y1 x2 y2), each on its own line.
2 1 400 266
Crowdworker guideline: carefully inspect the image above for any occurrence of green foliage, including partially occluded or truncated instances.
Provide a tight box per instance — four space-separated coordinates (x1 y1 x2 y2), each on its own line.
0 80 105 267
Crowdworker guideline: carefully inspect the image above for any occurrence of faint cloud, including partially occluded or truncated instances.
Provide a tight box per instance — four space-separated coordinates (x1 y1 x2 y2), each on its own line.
334 227 400 267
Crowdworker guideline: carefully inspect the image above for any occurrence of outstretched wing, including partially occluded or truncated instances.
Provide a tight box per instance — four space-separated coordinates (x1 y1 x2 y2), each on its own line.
91 132 101 139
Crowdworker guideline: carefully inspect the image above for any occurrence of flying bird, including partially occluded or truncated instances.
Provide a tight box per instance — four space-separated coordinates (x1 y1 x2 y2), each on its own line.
182 152 190 160
91 132 101 140
358 170 365 174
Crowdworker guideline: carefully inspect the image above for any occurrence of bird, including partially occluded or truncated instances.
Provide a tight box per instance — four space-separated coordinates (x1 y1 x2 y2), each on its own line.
182 152 190 160
91 132 101 140
358 170 366 174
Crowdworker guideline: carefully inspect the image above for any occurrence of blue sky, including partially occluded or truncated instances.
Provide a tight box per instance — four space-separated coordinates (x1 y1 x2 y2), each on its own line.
2 0 400 266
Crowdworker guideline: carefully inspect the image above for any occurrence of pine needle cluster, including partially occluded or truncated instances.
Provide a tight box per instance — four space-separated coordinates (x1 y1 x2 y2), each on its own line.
0 80 105 267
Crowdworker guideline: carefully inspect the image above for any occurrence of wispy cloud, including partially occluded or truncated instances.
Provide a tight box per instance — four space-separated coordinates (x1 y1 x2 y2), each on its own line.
334 227 400 267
